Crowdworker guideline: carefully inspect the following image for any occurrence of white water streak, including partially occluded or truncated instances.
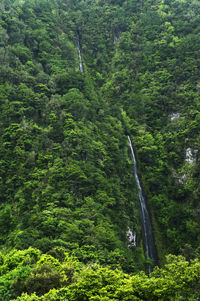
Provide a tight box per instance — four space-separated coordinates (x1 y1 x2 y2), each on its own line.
76 33 83 72
128 136 151 259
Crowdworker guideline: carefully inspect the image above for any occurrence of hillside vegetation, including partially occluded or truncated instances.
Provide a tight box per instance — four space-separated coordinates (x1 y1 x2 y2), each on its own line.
1 0 200 299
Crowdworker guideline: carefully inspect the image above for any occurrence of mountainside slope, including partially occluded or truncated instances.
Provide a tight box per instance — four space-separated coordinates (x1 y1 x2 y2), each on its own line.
1 0 145 272
1 0 200 299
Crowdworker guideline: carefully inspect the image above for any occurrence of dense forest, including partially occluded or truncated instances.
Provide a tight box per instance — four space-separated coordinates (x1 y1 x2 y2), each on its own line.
1 0 200 299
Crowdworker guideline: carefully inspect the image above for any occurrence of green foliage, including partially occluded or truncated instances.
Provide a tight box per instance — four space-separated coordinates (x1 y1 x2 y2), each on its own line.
1 0 200 298
0 0 142 277
2 251 199 300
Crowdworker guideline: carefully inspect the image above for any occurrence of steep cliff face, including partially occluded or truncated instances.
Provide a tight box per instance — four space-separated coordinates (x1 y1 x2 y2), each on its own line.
0 0 145 275
1 1 200 297
92 0 200 260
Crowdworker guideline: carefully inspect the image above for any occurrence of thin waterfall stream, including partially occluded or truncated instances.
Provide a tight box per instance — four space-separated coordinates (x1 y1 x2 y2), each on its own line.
128 136 157 271
76 32 84 73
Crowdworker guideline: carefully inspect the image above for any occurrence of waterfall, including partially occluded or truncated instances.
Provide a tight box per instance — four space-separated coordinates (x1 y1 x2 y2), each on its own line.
128 136 157 271
76 32 84 73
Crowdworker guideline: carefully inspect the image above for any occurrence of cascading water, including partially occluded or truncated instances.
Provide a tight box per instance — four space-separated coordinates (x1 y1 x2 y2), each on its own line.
128 136 157 272
76 32 84 73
